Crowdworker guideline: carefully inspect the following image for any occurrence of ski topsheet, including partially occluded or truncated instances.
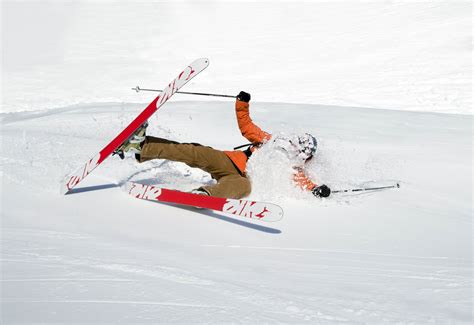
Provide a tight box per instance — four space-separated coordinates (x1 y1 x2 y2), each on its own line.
125 182 284 222
60 58 210 194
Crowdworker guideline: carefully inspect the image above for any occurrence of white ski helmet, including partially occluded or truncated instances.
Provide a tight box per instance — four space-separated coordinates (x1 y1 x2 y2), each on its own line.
295 133 318 160
272 133 317 162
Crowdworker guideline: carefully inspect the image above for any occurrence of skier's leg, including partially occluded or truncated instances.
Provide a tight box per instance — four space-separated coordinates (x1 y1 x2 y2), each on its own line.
139 136 239 179
199 174 251 199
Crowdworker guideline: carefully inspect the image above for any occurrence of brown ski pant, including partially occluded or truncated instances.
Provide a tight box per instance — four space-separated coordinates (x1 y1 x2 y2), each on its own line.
139 136 251 199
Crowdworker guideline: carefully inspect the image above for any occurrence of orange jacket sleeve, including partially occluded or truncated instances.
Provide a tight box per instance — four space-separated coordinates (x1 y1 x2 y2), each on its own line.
235 100 271 144
293 168 317 191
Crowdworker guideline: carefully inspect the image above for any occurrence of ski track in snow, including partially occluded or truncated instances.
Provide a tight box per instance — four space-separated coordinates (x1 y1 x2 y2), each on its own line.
1 226 471 323
1 101 472 323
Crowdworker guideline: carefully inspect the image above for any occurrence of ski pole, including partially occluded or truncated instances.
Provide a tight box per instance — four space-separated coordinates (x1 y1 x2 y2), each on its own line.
233 143 253 150
132 86 236 99
332 183 400 194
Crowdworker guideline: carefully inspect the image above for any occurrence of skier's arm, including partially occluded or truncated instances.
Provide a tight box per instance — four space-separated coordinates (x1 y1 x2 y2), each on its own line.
235 91 271 144
293 167 331 197
293 168 317 191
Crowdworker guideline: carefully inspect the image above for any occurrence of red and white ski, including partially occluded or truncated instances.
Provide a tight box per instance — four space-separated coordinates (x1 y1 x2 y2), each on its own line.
125 182 284 222
60 58 210 194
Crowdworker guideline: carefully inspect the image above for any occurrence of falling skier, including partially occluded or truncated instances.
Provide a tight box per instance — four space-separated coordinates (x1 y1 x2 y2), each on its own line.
115 91 331 199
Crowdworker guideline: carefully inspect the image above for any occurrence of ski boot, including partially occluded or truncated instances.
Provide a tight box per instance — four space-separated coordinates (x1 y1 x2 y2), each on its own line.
113 121 148 159
191 188 210 196
190 188 210 209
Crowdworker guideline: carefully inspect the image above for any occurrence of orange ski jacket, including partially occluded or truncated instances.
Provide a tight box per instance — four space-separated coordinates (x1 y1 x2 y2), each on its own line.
224 100 318 191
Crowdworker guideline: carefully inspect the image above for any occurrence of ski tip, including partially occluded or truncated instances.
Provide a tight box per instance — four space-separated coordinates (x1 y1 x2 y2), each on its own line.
59 185 70 195
195 58 210 68
262 205 284 222
59 178 72 195
275 209 285 222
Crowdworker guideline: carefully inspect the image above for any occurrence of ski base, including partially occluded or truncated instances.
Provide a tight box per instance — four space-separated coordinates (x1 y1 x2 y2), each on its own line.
124 182 284 222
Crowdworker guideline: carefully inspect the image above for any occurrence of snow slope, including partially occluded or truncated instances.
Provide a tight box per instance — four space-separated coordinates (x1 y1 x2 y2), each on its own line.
1 100 472 323
1 0 472 323
2 1 471 114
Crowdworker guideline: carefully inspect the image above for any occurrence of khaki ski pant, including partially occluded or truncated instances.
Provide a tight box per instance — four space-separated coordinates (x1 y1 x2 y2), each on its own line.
139 136 251 199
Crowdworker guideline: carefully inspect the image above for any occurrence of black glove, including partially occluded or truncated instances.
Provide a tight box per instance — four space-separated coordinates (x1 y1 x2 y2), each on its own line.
236 91 251 103
312 184 331 198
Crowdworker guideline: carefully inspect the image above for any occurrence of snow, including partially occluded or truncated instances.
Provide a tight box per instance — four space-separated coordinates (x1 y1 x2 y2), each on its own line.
1 1 472 114
2 101 472 323
1 1 473 324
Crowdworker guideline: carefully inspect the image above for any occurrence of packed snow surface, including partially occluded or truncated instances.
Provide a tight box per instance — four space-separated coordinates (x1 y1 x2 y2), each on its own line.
1 1 472 324
1 100 472 323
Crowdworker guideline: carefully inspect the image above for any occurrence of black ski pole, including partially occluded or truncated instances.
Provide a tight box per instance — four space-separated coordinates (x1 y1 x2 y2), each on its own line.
132 86 236 99
332 183 400 194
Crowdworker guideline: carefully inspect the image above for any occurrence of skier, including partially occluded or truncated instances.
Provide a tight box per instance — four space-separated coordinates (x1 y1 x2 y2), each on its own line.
116 91 331 199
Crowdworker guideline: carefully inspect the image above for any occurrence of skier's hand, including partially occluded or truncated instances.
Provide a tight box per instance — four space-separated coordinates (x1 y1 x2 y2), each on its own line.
237 91 251 103
312 184 331 198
